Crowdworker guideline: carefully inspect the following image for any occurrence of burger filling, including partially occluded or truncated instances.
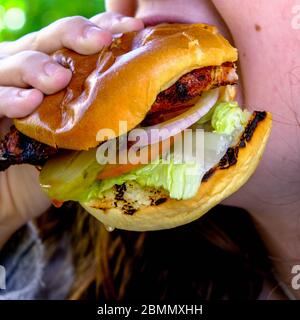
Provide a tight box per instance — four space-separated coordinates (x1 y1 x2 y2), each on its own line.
38 99 253 209
0 62 261 214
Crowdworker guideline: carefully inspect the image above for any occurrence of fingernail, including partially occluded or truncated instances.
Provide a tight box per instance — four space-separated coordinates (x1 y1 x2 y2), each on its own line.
119 17 134 23
44 62 62 77
18 89 31 98
83 26 102 38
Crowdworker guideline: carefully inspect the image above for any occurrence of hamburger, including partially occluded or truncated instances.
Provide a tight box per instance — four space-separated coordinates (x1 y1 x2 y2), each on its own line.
0 23 272 231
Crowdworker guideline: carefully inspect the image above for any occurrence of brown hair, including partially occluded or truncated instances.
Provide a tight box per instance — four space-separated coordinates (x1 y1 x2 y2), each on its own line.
37 203 273 300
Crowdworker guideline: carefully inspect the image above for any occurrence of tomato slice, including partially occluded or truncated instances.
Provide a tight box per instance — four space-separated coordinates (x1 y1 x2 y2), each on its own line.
97 136 176 180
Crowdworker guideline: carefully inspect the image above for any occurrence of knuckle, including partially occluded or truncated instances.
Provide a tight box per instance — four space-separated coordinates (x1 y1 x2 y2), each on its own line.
91 11 112 22
91 12 122 28
65 15 90 28
16 50 48 64
13 51 52 87
110 13 124 23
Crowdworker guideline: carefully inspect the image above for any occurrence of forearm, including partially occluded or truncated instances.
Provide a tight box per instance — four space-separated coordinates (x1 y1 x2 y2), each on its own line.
0 167 45 250
0 200 23 250
0 172 25 250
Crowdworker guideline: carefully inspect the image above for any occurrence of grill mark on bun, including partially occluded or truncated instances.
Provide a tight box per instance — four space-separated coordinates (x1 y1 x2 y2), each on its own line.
88 181 169 215
202 111 267 182
115 183 127 200
122 203 137 215
242 111 267 142
154 198 167 205
202 168 215 182
219 147 239 169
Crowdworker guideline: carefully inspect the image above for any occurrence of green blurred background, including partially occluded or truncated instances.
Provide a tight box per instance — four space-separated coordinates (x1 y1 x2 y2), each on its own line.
0 0 105 41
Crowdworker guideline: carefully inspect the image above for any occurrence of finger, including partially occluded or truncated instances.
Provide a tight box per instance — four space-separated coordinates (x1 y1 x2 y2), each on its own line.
0 51 72 95
105 0 137 16
90 11 144 34
0 87 43 119
0 16 113 56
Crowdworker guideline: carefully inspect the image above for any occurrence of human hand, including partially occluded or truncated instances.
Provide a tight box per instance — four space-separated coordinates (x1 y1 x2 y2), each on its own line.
0 11 144 248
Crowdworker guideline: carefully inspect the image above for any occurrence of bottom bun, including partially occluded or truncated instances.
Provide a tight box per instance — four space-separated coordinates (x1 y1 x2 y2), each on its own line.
82 112 272 231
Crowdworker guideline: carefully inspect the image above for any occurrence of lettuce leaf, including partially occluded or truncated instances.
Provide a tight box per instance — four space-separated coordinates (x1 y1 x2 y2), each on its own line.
88 131 233 201
211 101 250 135
94 160 205 200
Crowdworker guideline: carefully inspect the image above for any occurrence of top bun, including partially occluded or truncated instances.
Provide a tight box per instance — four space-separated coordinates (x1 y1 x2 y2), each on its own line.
14 24 237 150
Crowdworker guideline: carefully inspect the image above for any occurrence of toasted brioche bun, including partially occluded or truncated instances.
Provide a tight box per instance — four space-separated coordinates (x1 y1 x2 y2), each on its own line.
82 112 272 231
14 23 237 150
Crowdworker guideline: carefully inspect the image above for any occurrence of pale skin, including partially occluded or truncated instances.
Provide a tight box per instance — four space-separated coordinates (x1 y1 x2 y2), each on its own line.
0 0 299 298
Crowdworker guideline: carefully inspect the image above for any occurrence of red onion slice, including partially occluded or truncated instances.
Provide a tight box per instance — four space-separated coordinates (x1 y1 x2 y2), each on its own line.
134 89 219 148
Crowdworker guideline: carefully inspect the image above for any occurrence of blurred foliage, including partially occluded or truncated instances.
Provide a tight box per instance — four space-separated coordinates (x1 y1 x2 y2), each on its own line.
0 0 105 41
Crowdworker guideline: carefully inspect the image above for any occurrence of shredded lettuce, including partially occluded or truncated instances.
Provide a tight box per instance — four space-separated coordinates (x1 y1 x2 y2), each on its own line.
211 101 250 135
